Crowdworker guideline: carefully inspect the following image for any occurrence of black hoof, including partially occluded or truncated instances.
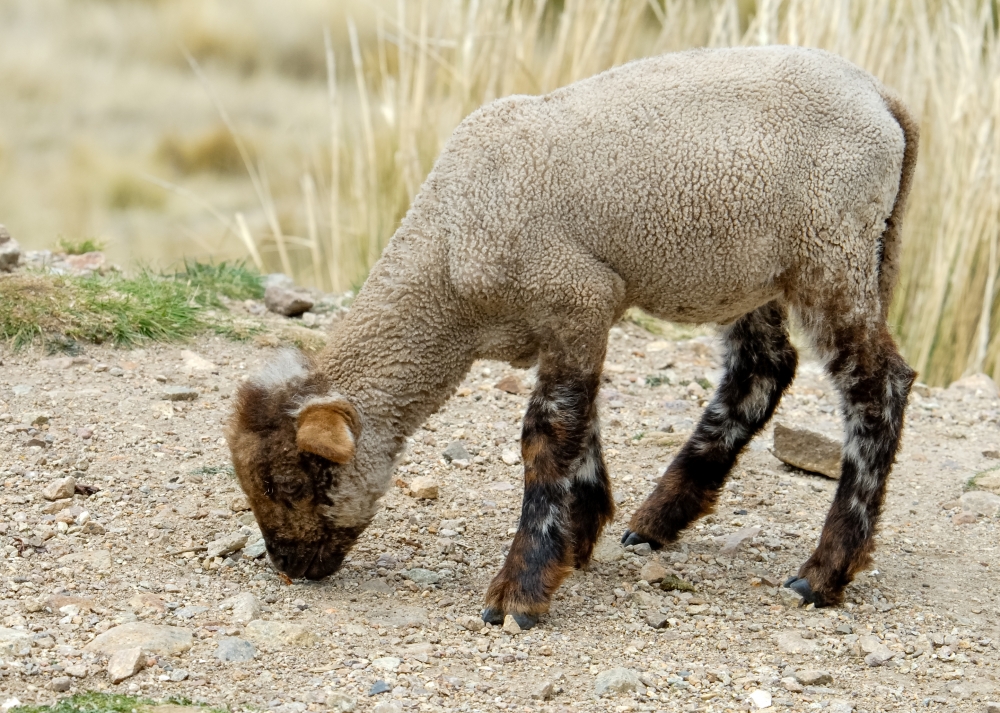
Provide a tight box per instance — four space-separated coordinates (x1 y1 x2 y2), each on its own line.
784 576 817 604
621 529 663 549
481 607 504 625
512 612 538 630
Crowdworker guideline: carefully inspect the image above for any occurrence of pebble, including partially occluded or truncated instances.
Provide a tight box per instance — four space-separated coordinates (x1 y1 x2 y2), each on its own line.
960 490 1000 517
408 476 439 500
772 423 841 479
530 681 556 701
773 631 818 655
264 285 314 317
215 637 256 662
368 680 391 696
42 476 77 501
48 677 72 693
229 494 251 512
371 656 401 672
719 525 761 556
403 568 441 585
986 702 1000 713
495 375 526 394
749 689 773 709
244 620 318 648
594 667 642 696
500 448 521 465
64 664 88 679
228 592 262 624
638 560 668 584
86 623 193 656
163 386 199 402
205 532 248 559
631 542 652 556
593 538 624 563
107 646 144 683
58 549 112 572
646 613 670 629
0 225 20 272
456 615 482 632
795 669 833 685
325 693 357 712
442 441 472 462
371 702 402 713
243 540 267 559
777 587 805 608
502 615 521 635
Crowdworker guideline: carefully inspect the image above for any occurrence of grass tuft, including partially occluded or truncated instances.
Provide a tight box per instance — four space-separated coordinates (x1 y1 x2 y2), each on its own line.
57 237 107 256
0 261 263 349
10 692 223 713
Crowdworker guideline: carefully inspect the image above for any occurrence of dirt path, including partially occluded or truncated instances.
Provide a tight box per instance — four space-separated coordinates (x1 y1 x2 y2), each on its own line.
1 323 998 713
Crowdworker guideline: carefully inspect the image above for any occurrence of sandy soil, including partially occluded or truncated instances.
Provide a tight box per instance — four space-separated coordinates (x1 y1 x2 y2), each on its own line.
1 320 999 713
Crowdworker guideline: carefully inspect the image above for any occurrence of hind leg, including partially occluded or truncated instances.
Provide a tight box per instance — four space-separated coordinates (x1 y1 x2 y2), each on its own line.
623 302 797 547
567 414 615 568
785 320 914 606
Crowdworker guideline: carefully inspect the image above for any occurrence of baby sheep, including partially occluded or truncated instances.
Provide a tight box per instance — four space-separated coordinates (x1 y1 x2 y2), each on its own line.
227 45 918 629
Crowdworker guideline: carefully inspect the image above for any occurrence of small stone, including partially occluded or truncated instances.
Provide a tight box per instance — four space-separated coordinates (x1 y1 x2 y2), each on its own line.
530 681 556 700
983 450 1000 460
782 677 803 693
772 424 841 479
163 386 199 402
778 587 804 608
828 701 854 713
372 703 402 713
403 568 441 585
773 631 818 655
495 375 526 394
835 623 853 635
864 648 894 667
502 615 522 635
631 542 652 556
229 494 251 512
500 449 521 465
0 629 29 657
81 521 105 535
86 623 193 656
986 702 1000 713
953 511 978 525
646 613 671 629
325 693 357 713
205 532 248 559
107 646 144 683
215 637 256 662
180 350 216 373
227 593 262 624
749 689 773 709
243 540 267 559
442 441 472 462
372 656 401 672
639 560 668 584
594 667 642 696
265 285 314 317
64 664 88 678
244 620 318 648
719 526 761 556
795 669 833 685
42 476 77 501
368 680 391 696
49 676 72 692
0 225 20 272
960 490 1000 517
456 615 482 632
168 669 189 681
976 471 1000 494
659 574 696 593
592 537 624 563
408 476 439 500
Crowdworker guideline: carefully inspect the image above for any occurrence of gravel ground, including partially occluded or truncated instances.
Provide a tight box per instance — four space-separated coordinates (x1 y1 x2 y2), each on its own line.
1 320 999 713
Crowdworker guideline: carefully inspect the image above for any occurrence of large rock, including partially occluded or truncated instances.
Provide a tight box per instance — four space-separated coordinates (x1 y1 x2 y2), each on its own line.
0 225 20 272
773 424 841 478
265 285 314 317
592 537 624 563
86 623 193 656
58 549 112 572
594 667 642 696
0 628 31 656
107 646 143 683
960 490 1000 517
42 476 77 501
205 532 248 559
976 471 1000 494
215 637 256 662
227 592 261 625
408 476 439 500
244 620 318 648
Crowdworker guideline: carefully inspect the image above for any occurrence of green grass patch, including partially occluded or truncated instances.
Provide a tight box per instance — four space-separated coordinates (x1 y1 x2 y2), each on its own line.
0 262 264 350
965 464 1000 491
57 237 107 255
11 692 222 713
645 374 671 387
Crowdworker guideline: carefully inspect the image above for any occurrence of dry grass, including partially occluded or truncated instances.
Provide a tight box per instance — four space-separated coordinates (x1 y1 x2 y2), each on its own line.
0 1 998 385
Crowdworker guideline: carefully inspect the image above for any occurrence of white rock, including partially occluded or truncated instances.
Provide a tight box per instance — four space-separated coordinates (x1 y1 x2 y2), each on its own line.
107 646 143 683
206 532 248 559
960 490 1000 517
371 656 401 671
0 628 31 656
228 592 261 624
501 449 521 465
58 549 112 572
325 693 357 712
86 622 193 656
502 615 521 635
594 667 642 696
749 689 773 709
244 620 318 648
773 631 818 655
408 476 439 500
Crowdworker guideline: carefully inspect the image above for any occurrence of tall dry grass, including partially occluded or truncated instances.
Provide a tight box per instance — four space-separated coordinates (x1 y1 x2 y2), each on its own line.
239 0 998 386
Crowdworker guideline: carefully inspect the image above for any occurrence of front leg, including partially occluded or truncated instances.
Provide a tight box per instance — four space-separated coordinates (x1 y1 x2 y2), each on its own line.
482 357 598 629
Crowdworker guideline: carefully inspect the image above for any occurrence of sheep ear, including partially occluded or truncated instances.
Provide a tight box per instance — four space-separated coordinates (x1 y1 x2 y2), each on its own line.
296 397 360 464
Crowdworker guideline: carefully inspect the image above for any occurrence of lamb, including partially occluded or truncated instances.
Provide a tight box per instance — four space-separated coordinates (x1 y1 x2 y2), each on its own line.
227 45 918 629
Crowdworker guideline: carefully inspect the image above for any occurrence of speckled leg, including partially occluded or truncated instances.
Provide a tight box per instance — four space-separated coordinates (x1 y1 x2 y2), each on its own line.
567 414 614 568
623 302 797 548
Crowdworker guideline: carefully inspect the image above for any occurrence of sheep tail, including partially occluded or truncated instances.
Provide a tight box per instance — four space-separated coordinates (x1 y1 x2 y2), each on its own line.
876 88 919 321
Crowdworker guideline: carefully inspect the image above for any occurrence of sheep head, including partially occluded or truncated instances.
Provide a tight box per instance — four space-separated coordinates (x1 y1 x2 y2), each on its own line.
226 351 370 580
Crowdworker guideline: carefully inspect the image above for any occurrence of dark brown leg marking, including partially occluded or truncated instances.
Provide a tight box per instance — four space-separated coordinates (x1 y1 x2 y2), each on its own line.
482 356 599 629
623 302 797 548
786 325 914 606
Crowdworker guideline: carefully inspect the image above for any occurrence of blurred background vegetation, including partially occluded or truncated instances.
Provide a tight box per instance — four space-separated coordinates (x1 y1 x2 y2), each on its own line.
0 0 998 385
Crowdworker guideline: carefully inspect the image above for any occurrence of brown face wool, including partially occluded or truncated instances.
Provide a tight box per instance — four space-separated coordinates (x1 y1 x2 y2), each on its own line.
227 45 917 626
